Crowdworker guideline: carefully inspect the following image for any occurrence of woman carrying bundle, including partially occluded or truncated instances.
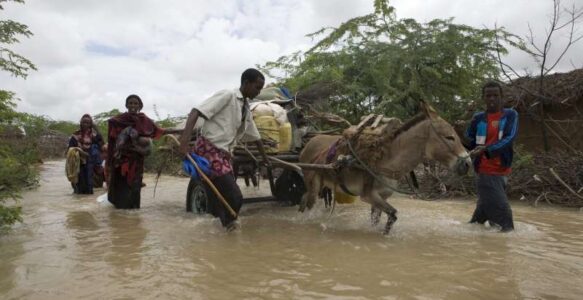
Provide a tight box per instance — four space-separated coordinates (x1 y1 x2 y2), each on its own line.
107 94 181 209
67 114 104 194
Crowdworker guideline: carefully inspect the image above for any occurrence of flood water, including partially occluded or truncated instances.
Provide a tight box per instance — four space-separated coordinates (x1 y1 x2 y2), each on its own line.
1 160 582 299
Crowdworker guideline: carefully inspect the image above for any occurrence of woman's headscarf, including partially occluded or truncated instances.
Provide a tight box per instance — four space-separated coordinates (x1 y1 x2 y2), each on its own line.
79 114 93 128
125 94 144 110
73 114 97 151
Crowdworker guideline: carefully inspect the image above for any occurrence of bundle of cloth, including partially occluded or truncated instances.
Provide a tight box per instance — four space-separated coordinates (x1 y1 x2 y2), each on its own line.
250 101 289 125
114 126 153 160
254 86 293 101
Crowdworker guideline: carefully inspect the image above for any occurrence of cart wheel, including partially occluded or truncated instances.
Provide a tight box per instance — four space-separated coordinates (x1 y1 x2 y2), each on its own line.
186 178 208 214
274 169 306 206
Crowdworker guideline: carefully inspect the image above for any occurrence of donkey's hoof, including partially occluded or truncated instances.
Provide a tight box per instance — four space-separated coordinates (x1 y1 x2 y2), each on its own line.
383 214 398 234
306 199 315 210
298 195 309 212
383 224 393 235
371 207 382 226
298 204 306 212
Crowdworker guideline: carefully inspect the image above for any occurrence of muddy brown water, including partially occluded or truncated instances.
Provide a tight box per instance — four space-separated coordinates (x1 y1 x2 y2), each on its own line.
1 160 582 299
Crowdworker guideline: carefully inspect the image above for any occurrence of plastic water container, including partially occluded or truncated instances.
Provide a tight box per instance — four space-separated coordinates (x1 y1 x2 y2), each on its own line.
254 115 280 153
334 186 359 204
278 122 292 152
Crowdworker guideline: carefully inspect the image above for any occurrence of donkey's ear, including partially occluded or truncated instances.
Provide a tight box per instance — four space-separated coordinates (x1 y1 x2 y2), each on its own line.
419 100 439 119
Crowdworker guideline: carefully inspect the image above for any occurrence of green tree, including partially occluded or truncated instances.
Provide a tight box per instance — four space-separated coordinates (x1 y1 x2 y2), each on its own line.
93 108 121 134
48 120 78 135
0 0 35 78
262 0 513 123
0 0 36 229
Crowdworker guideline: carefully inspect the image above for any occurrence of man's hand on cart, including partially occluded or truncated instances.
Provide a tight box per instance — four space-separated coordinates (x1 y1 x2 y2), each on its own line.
255 140 272 169
255 139 276 194
259 159 273 169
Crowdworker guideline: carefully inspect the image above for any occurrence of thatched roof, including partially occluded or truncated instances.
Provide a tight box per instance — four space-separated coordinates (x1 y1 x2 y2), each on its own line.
504 68 583 111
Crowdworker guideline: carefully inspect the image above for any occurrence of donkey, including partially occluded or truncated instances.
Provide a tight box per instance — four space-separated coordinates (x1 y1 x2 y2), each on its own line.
298 101 471 234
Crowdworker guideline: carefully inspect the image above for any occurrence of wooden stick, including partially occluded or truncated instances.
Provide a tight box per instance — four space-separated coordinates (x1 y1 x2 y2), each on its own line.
549 167 583 200
186 153 237 218
163 134 237 218
357 114 376 130
267 156 303 173
371 115 384 129
543 122 578 153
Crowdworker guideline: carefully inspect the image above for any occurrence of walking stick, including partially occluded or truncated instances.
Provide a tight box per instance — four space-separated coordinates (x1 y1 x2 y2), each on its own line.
163 135 237 218
185 153 237 218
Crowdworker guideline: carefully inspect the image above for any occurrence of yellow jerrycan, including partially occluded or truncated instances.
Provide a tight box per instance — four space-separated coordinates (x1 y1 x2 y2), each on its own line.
253 115 280 153
334 185 359 204
278 122 292 152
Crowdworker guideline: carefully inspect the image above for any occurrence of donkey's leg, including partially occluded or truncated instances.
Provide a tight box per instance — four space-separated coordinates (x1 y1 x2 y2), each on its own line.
367 189 398 234
370 188 394 226
371 206 382 226
361 192 397 232
299 172 320 212
306 175 321 210
299 172 312 212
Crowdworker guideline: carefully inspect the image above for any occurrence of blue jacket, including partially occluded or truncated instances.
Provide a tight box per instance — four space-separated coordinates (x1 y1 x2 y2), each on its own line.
465 108 519 172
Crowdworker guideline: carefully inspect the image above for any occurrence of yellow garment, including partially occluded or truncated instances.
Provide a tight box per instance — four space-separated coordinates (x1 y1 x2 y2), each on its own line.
65 147 81 184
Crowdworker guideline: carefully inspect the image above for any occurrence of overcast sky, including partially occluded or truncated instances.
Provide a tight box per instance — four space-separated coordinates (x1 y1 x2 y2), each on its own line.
2 0 582 122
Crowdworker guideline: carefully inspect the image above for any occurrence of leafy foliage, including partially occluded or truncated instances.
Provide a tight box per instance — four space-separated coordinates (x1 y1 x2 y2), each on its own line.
262 0 510 123
0 101 42 229
0 90 17 122
0 1 36 78
48 120 78 135
513 144 534 169
0 0 36 229
0 140 37 229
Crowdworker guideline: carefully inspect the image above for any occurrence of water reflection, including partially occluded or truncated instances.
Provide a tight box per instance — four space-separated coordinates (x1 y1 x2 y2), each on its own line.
65 210 104 266
66 211 99 232
105 211 147 271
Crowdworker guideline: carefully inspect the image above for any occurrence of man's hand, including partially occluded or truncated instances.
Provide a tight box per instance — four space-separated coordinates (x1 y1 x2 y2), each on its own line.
470 146 486 158
261 158 273 169
255 140 272 169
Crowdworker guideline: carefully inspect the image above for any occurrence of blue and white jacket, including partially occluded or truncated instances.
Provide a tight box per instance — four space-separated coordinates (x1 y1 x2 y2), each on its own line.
465 108 519 172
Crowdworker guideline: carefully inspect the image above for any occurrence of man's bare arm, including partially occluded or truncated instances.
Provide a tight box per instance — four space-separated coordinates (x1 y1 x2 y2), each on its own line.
179 109 200 155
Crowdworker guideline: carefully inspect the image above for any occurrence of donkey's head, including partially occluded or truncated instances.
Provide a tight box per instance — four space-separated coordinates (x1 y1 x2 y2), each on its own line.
420 101 471 176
